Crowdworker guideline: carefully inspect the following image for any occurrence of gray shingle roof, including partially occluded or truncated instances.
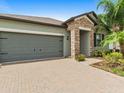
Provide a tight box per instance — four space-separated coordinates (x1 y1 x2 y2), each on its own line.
0 11 97 27
0 13 64 27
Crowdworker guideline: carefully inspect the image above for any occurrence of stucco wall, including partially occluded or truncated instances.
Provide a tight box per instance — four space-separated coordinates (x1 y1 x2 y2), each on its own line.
0 19 71 57
0 33 1 54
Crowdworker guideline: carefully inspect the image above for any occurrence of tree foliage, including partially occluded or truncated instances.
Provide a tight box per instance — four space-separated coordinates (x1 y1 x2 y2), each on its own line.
101 31 124 47
97 0 124 55
97 0 124 31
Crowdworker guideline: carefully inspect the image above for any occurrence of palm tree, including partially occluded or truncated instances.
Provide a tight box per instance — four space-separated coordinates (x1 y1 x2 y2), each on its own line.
114 0 124 30
95 14 111 33
97 0 124 31
97 0 124 55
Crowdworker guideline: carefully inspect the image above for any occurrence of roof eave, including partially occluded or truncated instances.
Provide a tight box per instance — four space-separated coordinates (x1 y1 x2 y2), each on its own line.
63 11 98 25
0 16 66 28
86 15 98 26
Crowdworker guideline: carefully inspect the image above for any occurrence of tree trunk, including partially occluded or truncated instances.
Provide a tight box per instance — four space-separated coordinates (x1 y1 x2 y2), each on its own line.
119 42 124 56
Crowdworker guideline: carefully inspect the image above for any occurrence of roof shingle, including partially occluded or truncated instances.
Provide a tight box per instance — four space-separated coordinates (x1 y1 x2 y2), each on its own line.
0 11 97 27
0 13 64 27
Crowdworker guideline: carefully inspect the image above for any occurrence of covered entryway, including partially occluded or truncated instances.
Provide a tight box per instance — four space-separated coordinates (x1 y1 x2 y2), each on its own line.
64 11 97 57
80 30 90 56
0 32 63 62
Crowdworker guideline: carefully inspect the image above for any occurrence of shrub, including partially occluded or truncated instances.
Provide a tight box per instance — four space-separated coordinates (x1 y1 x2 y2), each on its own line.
75 54 85 62
103 54 112 63
102 50 112 55
91 50 103 57
118 59 124 64
104 52 123 63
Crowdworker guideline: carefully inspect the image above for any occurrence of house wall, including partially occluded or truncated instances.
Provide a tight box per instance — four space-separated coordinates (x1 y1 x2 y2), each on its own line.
0 33 1 50
94 31 108 50
0 19 71 57
109 43 120 50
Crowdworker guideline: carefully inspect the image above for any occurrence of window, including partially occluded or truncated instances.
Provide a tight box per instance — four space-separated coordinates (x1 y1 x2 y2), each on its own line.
94 33 104 47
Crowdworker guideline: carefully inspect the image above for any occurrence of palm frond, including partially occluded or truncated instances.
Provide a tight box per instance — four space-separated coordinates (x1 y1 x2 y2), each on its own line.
101 31 124 47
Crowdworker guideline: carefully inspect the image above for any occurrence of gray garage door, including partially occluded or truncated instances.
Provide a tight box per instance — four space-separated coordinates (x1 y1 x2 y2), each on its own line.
0 32 63 62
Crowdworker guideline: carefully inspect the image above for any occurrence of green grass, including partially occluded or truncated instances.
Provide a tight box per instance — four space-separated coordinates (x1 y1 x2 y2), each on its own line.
111 68 124 76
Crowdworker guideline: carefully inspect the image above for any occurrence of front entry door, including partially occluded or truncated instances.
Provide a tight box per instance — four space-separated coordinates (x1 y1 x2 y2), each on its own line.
80 30 90 56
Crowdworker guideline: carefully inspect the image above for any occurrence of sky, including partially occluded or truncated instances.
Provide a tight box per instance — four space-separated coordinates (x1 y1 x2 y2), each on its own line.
0 0 102 21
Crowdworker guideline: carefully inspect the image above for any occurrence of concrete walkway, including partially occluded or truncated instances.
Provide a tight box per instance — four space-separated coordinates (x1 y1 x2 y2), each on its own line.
0 58 124 93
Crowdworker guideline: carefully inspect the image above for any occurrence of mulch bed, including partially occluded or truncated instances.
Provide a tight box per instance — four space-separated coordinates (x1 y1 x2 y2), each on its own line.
91 61 124 77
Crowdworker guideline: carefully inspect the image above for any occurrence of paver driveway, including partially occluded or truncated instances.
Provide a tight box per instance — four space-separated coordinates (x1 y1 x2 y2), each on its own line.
0 58 124 93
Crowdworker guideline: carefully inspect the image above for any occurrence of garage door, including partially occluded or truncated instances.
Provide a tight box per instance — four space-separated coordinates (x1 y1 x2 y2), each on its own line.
0 32 63 62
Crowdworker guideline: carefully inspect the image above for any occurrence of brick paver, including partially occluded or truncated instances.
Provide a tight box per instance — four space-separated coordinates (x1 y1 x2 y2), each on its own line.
0 58 124 93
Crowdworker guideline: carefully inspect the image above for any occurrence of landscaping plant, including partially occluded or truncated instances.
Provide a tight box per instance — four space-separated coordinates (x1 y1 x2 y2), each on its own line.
91 50 103 57
92 0 124 77
75 54 85 62
103 52 123 63
101 31 124 56
97 0 124 55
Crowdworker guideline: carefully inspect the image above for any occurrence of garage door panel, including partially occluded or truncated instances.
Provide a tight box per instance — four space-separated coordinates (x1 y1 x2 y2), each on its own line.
0 32 63 62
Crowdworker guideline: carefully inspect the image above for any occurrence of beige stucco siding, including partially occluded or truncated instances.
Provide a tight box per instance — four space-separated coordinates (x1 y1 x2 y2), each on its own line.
0 19 71 57
0 33 1 48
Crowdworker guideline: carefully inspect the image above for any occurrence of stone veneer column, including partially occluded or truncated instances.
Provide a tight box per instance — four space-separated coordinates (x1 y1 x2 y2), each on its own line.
90 30 94 49
71 28 80 57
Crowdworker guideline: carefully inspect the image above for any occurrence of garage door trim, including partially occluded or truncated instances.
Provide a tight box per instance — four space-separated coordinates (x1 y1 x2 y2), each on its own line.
0 27 65 36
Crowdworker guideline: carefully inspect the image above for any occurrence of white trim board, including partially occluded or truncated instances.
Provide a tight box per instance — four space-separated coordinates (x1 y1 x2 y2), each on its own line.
0 27 65 36
79 27 92 31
